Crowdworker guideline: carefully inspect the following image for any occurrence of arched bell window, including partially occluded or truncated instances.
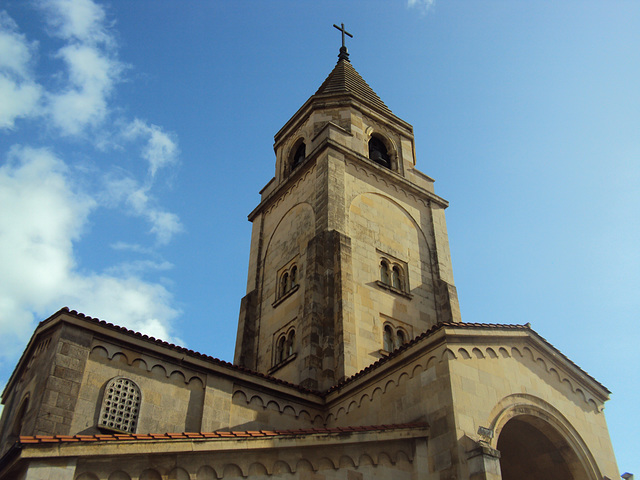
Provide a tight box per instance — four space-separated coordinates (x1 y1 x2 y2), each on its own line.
368 135 391 169
396 329 406 349
291 142 306 170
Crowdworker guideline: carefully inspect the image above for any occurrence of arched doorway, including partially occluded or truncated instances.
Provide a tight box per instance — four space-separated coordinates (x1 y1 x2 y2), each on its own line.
497 415 590 480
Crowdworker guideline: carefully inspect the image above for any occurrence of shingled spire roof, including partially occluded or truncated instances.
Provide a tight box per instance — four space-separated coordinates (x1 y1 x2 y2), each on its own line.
314 57 392 114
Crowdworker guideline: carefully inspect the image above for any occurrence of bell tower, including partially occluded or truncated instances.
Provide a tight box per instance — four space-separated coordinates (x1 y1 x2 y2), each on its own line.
235 30 460 390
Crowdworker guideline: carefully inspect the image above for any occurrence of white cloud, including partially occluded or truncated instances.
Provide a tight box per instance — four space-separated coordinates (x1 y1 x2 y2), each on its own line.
0 12 43 129
39 0 112 46
36 0 124 136
408 0 436 14
0 146 180 362
103 173 183 245
0 1 183 367
123 119 180 178
47 43 121 135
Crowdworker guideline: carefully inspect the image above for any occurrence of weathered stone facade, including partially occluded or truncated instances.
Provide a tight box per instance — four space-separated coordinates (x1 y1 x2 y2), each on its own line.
0 49 620 480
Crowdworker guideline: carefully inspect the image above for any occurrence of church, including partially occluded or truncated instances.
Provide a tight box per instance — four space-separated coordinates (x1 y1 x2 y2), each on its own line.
0 28 620 480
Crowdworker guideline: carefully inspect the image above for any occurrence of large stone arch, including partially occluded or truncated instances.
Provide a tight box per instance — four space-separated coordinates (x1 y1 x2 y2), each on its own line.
490 395 601 480
261 202 315 302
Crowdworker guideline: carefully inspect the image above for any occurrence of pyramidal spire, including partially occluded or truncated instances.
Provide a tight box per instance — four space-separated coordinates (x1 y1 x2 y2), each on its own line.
314 23 392 113
314 58 392 114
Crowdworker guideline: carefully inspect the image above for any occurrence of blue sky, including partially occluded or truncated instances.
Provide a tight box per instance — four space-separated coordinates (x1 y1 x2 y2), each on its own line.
0 0 638 474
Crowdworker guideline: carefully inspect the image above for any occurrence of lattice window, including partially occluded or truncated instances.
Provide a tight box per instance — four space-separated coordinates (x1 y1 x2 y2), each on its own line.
98 377 141 433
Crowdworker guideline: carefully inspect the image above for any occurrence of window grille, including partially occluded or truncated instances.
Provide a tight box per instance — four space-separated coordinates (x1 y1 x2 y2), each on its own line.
99 377 141 433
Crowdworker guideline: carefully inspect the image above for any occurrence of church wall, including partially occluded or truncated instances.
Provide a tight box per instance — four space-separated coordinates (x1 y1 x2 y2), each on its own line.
444 340 619 479
228 385 323 431
324 343 461 480
0 326 63 454
255 193 316 382
51 435 421 480
344 165 440 374
71 340 207 435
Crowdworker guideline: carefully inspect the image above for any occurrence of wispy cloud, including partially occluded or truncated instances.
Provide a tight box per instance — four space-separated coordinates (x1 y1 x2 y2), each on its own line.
0 12 43 129
103 173 183 245
407 0 436 15
122 119 180 178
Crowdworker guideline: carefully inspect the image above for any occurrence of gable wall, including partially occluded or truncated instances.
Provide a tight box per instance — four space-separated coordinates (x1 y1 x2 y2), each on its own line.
445 340 619 479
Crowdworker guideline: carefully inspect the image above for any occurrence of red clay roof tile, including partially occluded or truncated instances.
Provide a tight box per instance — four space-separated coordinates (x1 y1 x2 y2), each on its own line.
17 423 429 446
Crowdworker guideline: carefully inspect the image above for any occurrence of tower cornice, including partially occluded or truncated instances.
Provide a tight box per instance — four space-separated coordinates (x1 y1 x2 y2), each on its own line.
249 134 449 222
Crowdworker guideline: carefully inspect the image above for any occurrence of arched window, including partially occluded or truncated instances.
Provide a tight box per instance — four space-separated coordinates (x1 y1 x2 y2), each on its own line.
290 266 297 288
392 265 403 290
380 260 390 285
281 272 289 297
98 377 141 433
286 330 295 357
368 136 391 168
276 263 299 302
276 335 286 364
291 142 306 170
383 325 394 352
396 329 406 348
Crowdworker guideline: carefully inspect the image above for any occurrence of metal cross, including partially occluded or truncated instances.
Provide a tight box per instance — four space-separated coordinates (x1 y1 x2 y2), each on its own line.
333 23 353 49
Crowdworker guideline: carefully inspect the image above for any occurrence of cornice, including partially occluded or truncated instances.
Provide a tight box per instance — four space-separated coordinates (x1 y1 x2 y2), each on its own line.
248 136 449 222
274 92 413 150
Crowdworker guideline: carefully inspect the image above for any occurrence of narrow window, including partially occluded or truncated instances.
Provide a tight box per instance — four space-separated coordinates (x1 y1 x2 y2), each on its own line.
380 260 390 285
392 265 403 290
98 377 141 433
276 335 286 364
369 136 391 168
281 272 289 296
291 142 306 170
383 325 394 352
286 330 295 357
396 329 406 348
290 266 297 288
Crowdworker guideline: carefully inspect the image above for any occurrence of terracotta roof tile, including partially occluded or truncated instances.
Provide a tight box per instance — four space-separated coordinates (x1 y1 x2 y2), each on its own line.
326 321 608 394
17 423 428 446
30 309 607 402
41 307 322 396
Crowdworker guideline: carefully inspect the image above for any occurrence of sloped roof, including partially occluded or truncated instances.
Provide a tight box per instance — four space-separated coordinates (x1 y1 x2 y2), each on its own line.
314 57 391 114
17 423 429 445
328 322 609 395
8 308 607 404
